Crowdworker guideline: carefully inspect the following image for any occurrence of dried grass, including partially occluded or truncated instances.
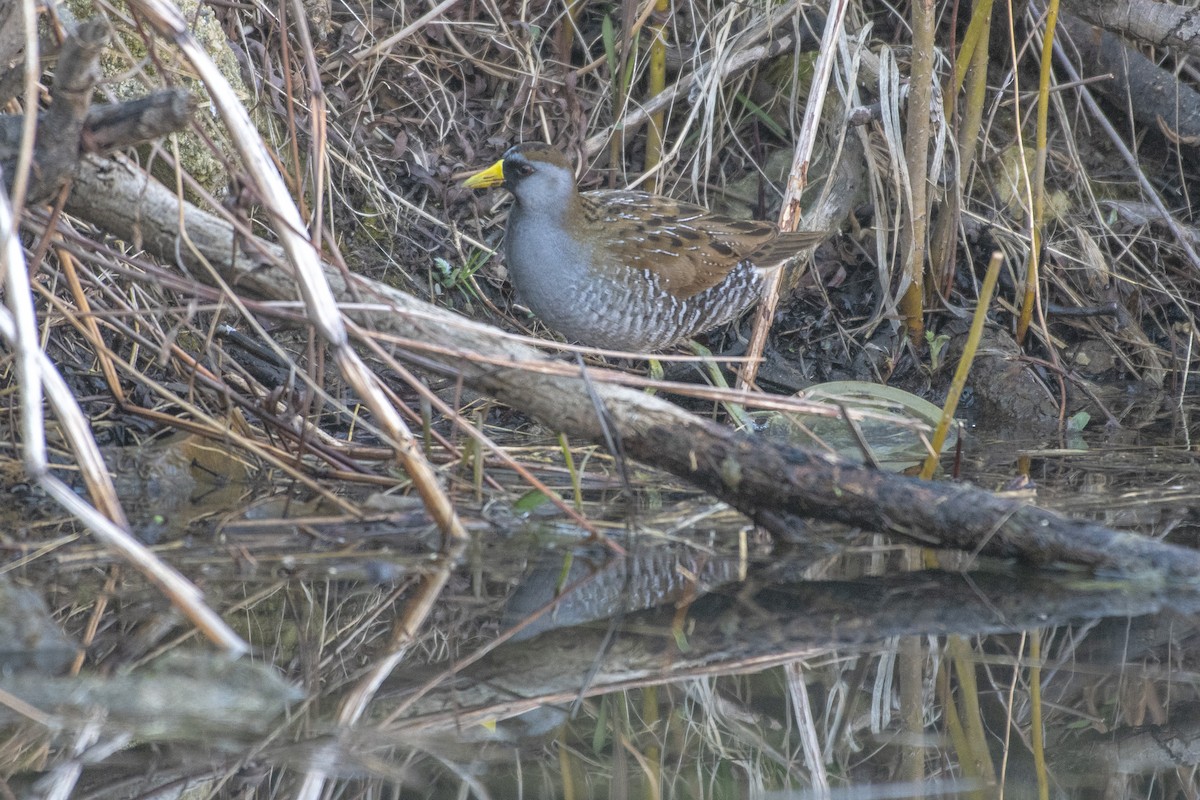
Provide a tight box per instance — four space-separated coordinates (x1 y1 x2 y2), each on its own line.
3 0 1200 795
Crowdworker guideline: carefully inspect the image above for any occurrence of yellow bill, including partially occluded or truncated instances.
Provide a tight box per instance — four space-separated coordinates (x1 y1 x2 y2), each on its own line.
463 159 506 189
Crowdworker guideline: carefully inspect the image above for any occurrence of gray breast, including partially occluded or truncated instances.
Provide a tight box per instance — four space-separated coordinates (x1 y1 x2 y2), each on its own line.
505 211 765 350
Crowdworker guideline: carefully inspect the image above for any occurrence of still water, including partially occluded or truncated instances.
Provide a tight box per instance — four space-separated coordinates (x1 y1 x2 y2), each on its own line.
5 411 1200 799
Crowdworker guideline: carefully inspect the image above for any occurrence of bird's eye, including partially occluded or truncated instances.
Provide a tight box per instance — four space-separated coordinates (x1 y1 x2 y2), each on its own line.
515 163 534 177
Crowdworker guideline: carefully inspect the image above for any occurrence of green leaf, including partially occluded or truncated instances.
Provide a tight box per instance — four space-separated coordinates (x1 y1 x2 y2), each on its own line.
602 15 616 78
513 489 554 513
734 91 786 139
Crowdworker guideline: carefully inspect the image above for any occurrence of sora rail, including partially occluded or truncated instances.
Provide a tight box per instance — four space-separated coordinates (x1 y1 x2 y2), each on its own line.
463 143 824 351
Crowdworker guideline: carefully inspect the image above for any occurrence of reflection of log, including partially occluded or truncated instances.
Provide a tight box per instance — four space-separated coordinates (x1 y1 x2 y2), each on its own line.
1050 702 1200 788
0 652 297 738
383 569 1200 734
65 155 1200 578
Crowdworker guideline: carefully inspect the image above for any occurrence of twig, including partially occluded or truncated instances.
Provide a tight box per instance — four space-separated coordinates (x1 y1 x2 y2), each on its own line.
127 0 469 550
740 0 849 390
0 166 248 654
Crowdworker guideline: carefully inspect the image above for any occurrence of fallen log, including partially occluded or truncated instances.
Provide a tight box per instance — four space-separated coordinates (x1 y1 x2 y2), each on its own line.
62 154 1200 578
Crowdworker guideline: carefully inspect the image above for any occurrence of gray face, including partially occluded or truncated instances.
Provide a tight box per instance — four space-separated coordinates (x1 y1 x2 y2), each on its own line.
503 150 576 218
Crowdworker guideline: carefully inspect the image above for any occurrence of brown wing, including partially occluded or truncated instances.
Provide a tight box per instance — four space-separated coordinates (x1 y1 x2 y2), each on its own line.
583 191 822 298
743 229 827 269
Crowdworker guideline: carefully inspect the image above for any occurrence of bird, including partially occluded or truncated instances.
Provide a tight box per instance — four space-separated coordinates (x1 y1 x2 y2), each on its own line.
462 142 825 352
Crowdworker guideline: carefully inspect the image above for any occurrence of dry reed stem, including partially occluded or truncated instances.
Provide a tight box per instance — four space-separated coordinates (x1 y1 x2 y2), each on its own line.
1 115 248 654
32 276 369 513
582 0 804 158
899 0 935 344
127 0 467 550
356 329 607 536
9 0 39 217
741 0 849 391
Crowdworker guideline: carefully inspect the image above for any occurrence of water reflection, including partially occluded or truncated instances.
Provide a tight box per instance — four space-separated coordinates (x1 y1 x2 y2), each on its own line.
7 423 1200 798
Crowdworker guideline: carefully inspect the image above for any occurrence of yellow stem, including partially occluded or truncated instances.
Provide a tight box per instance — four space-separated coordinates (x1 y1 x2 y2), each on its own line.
920 250 1003 479
1016 0 1059 344
643 0 669 192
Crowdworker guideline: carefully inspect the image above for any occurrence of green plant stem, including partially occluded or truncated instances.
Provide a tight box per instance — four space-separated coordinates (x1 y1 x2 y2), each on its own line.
558 432 583 511
1016 0 1060 345
688 342 753 430
920 250 1003 479
643 0 669 193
